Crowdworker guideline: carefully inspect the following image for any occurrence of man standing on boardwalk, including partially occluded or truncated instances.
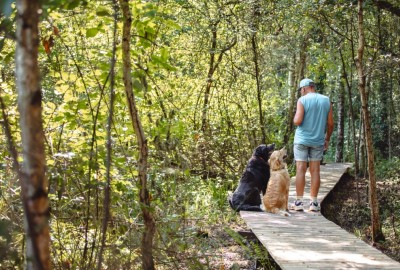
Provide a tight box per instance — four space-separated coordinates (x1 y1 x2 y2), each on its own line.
292 78 334 211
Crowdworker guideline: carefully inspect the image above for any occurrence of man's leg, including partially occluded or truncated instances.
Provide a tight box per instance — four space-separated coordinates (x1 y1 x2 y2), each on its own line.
293 144 308 211
292 161 307 211
309 160 321 211
309 161 321 198
295 161 307 197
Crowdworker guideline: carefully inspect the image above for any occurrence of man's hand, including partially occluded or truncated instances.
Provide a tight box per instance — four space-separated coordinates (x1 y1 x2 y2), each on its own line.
324 139 329 151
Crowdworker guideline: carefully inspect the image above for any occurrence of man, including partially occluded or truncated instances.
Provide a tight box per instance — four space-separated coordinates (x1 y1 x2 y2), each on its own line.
292 78 334 211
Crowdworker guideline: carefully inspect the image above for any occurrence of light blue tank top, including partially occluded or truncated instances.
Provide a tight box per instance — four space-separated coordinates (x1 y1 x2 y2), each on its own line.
294 93 331 146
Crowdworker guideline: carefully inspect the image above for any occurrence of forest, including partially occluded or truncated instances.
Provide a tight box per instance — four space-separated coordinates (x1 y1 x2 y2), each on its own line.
0 0 399 269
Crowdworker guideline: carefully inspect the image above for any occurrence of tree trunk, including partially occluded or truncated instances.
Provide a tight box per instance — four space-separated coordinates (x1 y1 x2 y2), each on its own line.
252 33 266 144
388 74 393 160
339 49 359 175
97 1 118 269
359 110 367 177
376 9 390 158
200 21 218 173
335 69 345 162
15 0 51 269
119 1 156 269
250 0 266 144
285 39 307 157
283 54 296 160
199 15 236 174
355 0 384 243
201 21 217 134
298 36 308 81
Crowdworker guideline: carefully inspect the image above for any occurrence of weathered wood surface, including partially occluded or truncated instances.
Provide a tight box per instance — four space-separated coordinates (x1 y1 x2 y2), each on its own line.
240 163 400 269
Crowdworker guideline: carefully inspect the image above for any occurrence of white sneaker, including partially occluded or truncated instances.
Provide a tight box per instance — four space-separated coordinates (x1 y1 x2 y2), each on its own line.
292 200 304 211
309 201 320 212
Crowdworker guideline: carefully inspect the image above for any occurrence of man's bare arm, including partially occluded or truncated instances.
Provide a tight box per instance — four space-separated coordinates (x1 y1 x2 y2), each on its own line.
293 100 304 126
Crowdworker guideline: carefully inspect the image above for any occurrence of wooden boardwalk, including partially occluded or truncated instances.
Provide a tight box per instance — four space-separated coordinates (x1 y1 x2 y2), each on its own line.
240 163 400 270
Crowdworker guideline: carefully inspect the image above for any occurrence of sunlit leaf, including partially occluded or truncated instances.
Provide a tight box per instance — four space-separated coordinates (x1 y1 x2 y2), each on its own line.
96 6 110 16
86 28 99 38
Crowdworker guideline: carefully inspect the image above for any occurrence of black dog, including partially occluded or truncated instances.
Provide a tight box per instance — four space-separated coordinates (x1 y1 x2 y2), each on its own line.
229 144 275 212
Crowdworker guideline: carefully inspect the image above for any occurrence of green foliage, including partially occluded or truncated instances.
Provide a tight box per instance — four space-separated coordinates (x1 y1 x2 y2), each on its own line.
376 157 400 180
225 227 275 269
376 158 400 245
1 0 400 268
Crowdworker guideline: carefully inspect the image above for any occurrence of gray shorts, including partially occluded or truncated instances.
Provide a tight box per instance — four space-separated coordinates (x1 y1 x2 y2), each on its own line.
294 144 324 162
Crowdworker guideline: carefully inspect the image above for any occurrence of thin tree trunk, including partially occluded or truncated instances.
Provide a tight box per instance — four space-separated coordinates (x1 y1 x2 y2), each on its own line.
15 0 50 269
0 87 20 185
335 69 345 162
298 36 308 81
252 33 266 144
388 73 393 160
284 38 307 157
376 10 390 158
200 17 236 173
355 0 384 243
201 21 236 133
119 1 156 269
200 21 218 174
339 49 359 175
359 109 367 178
284 54 296 144
201 21 218 134
250 0 266 144
97 1 118 269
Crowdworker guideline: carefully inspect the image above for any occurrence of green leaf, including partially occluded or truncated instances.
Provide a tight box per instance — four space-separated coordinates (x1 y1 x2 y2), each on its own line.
144 10 157 18
166 19 181 30
65 0 81 10
3 52 14 64
96 6 110 17
151 55 176 71
77 100 87 109
133 79 144 91
160 48 169 61
86 28 99 38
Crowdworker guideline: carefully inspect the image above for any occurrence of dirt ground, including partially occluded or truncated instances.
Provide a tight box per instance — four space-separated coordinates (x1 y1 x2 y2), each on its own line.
205 173 400 270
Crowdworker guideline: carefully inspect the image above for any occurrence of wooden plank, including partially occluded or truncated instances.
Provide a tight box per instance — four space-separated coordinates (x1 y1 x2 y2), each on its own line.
240 163 400 270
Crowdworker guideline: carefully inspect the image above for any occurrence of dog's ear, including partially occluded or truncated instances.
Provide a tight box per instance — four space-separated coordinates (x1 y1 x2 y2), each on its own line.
253 145 265 157
268 143 276 152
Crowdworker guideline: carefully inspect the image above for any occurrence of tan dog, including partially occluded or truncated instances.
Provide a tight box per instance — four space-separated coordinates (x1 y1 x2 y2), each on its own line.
263 148 291 216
